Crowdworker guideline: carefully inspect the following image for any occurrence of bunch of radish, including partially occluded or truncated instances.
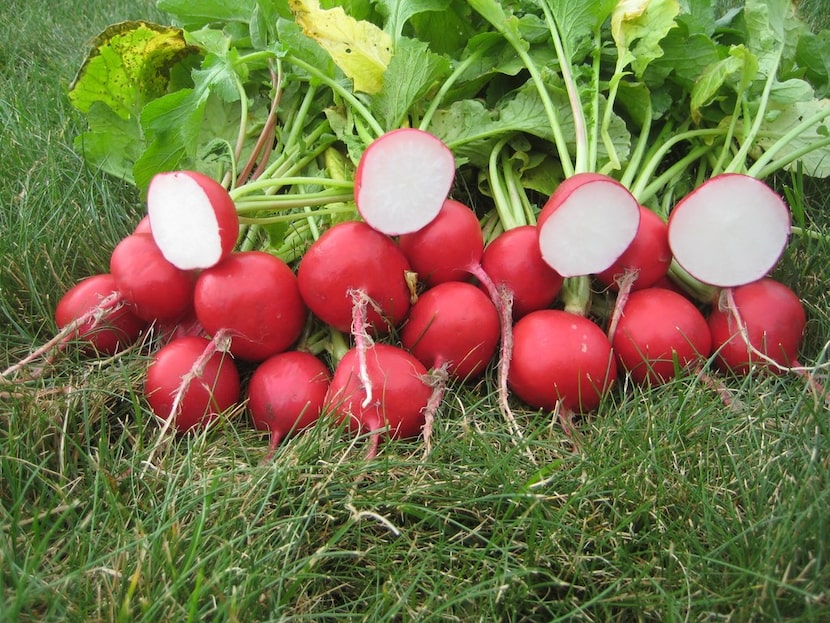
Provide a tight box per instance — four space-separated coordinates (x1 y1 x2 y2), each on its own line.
5 126 818 462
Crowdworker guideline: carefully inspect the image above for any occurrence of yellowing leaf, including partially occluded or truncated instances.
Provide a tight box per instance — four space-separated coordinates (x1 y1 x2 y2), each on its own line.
69 21 198 119
289 0 392 94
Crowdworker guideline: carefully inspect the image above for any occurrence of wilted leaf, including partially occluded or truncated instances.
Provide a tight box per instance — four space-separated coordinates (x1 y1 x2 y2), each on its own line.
289 0 392 93
68 21 198 119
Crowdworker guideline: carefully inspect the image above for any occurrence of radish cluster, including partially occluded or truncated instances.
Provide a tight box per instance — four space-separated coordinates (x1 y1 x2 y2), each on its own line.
16 129 814 459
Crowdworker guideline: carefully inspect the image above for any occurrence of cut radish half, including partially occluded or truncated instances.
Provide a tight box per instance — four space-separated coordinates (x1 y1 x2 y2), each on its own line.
354 128 456 235
537 173 641 278
667 174 791 288
147 170 240 270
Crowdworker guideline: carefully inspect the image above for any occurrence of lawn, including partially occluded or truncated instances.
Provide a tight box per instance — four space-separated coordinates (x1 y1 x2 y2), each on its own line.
1 1 829 621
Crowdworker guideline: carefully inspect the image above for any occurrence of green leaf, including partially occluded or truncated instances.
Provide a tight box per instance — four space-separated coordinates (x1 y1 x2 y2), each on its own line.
157 0 258 29
68 20 199 120
750 99 830 177
690 44 756 123
543 0 616 60
371 36 450 129
72 101 144 184
797 30 830 97
373 0 450 42
612 0 680 78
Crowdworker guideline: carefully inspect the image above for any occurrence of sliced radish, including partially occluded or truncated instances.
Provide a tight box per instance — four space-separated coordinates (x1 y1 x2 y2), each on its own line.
354 128 456 235
147 170 239 270
667 174 791 288
537 173 641 278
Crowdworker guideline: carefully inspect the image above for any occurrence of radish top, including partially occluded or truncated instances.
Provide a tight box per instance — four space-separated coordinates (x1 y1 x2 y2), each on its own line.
354 128 456 236
147 170 239 271
537 173 641 278
667 174 791 288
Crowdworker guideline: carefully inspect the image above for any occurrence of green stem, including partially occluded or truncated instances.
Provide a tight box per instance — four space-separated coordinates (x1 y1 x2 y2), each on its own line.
231 177 353 199
286 54 384 137
561 276 592 316
634 143 714 205
487 137 522 231
747 106 830 178
419 40 496 132
724 46 784 174
538 0 587 174
619 96 652 190
239 204 355 225
235 191 355 214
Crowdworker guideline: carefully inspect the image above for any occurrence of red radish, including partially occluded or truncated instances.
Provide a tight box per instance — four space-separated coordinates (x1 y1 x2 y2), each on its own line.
247 350 331 457
324 343 432 458
109 233 196 324
508 310 617 414
54 273 147 355
397 198 484 287
708 278 806 375
480 225 564 319
194 251 307 362
297 221 412 334
146 170 239 270
133 215 152 235
667 174 791 287
537 173 641 278
401 281 500 380
354 128 456 235
144 335 241 434
611 287 712 385
596 205 672 292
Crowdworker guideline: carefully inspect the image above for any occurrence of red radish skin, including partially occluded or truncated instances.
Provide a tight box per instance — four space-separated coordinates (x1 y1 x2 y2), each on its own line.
109 233 196 324
537 173 641 278
324 343 432 458
144 335 241 434
297 221 412 334
147 170 240 270
708 278 807 375
508 310 617 413
247 351 331 457
133 215 152 235
481 225 564 319
401 281 500 380
54 273 147 355
596 205 672 291
667 174 791 288
354 128 456 235
397 198 484 287
611 287 712 385
194 251 307 362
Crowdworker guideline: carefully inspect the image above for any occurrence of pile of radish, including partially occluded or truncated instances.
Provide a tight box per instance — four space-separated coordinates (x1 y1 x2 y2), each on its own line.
9 0 830 462
4 124 819 461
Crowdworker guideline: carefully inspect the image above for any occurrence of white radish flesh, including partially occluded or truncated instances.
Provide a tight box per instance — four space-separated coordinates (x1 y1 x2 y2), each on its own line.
667 174 791 288
537 173 641 278
354 128 456 236
147 170 239 271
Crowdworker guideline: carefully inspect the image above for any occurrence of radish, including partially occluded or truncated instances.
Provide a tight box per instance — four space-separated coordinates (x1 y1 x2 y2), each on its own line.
611 287 712 385
480 225 564 319
146 170 240 271
537 173 641 278
354 128 456 235
397 198 484 287
400 281 500 380
667 174 791 288
54 273 148 356
324 343 432 458
194 251 307 362
247 350 331 457
297 221 412 334
596 205 672 292
109 232 196 324
508 310 617 414
708 278 807 375
144 335 241 434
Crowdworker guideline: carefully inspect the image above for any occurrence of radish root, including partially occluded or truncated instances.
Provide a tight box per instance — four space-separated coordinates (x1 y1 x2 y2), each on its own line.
142 328 233 474
1 291 126 381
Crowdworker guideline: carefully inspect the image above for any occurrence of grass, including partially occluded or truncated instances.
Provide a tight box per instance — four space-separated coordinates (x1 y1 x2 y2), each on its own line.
1 1 829 621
